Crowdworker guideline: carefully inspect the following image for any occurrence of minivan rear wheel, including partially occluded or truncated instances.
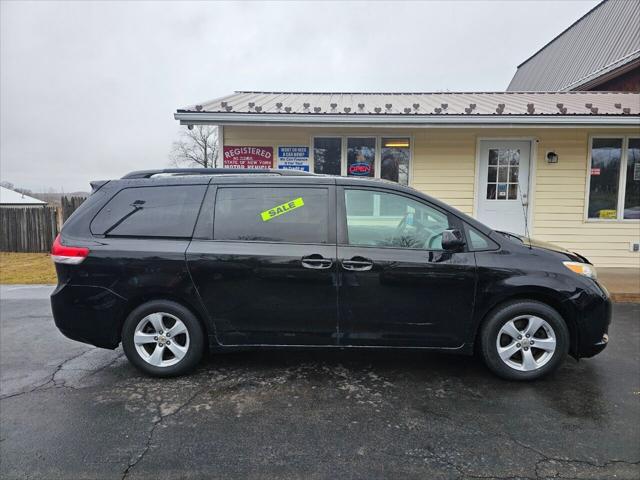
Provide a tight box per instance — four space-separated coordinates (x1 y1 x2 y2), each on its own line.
479 300 569 381
122 300 204 377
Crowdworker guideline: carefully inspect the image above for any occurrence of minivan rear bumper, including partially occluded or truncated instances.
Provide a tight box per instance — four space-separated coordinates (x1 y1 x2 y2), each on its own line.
51 283 126 349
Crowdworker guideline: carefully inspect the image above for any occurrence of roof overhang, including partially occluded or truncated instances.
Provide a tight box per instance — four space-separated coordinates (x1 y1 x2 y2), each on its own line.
175 112 640 128
569 55 640 91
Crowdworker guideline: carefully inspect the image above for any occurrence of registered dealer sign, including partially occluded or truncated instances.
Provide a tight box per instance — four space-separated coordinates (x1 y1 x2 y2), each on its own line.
223 146 273 169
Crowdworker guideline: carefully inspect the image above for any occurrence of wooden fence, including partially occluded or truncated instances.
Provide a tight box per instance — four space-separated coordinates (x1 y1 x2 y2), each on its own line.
61 196 85 223
0 207 59 253
1 196 86 253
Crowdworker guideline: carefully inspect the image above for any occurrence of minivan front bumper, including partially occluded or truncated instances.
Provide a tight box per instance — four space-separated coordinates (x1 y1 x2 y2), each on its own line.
51 283 127 349
573 281 612 358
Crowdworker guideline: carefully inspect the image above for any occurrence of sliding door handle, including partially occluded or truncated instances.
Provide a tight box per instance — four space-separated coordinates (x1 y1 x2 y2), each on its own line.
301 254 333 270
341 256 374 271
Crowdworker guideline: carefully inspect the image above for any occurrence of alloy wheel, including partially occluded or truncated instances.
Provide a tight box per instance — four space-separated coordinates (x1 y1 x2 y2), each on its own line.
496 315 557 372
133 312 190 368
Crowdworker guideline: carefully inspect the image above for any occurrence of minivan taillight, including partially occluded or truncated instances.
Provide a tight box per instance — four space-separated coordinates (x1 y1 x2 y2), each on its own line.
51 234 89 264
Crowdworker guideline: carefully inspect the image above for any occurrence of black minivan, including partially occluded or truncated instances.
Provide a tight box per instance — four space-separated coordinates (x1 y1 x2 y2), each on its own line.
51 169 611 380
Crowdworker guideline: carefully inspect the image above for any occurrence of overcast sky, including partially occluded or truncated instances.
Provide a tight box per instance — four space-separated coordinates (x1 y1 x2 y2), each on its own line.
1 0 599 192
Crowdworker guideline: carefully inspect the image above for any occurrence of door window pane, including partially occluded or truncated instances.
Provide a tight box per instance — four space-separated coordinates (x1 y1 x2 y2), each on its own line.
313 138 341 175
214 187 329 243
344 189 449 250
487 166 497 183
588 139 622 219
486 149 521 202
624 138 640 219
381 138 410 185
347 138 375 178
91 185 206 237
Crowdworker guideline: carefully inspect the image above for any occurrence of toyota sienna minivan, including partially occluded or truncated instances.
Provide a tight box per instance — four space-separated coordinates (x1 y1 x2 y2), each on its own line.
51 169 611 380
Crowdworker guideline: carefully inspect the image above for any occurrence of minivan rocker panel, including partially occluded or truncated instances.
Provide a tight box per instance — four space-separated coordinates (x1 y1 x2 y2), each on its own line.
51 170 611 380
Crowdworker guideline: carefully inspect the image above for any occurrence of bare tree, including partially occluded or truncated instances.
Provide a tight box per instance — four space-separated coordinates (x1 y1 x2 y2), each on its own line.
170 125 219 168
0 180 33 195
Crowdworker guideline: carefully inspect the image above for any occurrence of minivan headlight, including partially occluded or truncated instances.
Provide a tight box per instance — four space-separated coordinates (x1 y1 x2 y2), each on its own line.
563 261 597 279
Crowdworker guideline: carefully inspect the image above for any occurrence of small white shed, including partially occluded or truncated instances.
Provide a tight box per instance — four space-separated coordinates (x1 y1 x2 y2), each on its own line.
0 186 46 208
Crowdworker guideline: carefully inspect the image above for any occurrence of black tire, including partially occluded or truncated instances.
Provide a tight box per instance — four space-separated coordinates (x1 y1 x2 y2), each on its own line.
122 300 205 377
479 300 569 381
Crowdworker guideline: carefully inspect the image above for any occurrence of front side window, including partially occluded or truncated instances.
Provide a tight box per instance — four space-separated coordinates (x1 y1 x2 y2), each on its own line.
91 185 207 237
587 137 639 220
214 187 329 244
344 189 450 250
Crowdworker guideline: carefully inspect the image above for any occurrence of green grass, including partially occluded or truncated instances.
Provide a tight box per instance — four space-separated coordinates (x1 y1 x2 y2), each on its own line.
0 253 57 284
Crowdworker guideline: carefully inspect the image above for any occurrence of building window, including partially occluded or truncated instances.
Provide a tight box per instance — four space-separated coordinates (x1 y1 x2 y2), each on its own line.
312 136 411 185
587 137 639 220
624 138 640 220
486 148 521 200
313 137 341 175
347 137 376 178
381 138 410 185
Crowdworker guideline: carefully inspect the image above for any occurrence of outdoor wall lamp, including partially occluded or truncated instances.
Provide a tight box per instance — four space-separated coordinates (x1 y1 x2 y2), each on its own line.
546 151 559 164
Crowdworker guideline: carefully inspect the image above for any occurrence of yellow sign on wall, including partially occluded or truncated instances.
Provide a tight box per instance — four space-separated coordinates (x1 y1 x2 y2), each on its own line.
598 209 617 219
261 197 305 221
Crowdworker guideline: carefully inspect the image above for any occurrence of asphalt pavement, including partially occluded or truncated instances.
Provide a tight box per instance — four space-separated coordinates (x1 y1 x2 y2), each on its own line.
1 285 638 480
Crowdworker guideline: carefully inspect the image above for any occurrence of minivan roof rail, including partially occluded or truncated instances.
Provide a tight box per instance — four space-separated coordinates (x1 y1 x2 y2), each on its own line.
121 168 315 179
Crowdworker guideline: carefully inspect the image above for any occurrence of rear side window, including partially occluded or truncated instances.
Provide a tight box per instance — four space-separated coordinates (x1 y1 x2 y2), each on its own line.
91 185 207 238
214 187 329 244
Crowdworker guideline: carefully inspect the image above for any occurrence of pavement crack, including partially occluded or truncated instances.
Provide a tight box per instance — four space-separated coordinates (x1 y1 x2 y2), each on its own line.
86 352 125 379
0 348 92 400
121 384 208 480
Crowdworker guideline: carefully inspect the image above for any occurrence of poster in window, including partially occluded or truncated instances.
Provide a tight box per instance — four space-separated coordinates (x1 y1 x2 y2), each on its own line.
223 146 273 169
277 146 310 171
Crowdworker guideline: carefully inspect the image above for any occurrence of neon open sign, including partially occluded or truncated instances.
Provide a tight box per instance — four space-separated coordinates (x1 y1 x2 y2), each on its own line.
348 162 371 176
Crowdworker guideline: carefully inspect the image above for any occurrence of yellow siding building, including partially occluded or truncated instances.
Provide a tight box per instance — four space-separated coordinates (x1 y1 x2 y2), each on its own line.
176 91 640 269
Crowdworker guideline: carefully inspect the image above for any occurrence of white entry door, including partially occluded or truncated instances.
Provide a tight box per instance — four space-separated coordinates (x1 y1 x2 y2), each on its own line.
476 140 531 235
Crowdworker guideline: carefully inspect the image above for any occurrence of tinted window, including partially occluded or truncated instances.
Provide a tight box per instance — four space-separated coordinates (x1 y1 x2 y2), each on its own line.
381 138 410 185
624 138 640 219
347 137 375 178
91 185 207 237
313 138 341 175
214 187 329 243
344 189 449 250
588 138 622 219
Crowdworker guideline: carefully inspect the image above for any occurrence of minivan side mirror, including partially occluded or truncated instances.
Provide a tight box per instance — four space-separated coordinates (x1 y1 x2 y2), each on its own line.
441 229 466 251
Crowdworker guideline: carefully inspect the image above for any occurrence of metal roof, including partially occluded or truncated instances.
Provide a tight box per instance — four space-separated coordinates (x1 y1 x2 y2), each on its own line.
507 0 640 92
175 91 640 126
0 186 46 205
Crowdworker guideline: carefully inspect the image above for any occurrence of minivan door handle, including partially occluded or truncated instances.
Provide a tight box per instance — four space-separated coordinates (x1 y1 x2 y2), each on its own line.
341 256 374 272
301 254 334 270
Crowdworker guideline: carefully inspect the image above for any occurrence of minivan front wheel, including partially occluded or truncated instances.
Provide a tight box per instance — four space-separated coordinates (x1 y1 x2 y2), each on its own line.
480 300 569 381
122 300 204 377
